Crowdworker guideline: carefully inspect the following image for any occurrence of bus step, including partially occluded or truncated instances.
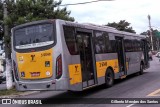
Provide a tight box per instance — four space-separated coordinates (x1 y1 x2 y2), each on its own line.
120 75 126 79
83 84 97 90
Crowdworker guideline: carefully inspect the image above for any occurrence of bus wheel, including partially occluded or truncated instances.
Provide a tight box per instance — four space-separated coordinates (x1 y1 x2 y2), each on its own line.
105 68 114 88
139 63 144 75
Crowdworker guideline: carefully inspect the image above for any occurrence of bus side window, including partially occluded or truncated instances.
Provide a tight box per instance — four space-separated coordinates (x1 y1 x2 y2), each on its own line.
94 31 113 53
108 33 116 53
124 39 130 52
104 32 112 52
94 31 106 53
63 26 78 55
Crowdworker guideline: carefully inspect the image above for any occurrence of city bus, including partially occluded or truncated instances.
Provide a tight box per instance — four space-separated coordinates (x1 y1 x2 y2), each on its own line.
11 19 150 91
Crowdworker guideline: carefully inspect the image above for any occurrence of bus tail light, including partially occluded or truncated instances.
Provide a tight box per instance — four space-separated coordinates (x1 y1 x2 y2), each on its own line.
56 55 62 79
13 61 19 81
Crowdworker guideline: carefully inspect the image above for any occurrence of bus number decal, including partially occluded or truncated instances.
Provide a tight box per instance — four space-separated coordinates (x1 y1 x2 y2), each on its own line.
99 62 107 67
41 53 51 57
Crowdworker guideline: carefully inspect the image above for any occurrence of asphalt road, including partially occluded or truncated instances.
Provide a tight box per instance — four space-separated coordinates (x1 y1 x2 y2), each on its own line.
1 56 160 107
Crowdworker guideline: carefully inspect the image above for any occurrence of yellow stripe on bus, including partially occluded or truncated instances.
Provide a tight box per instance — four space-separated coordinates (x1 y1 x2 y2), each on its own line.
69 59 119 85
96 59 119 78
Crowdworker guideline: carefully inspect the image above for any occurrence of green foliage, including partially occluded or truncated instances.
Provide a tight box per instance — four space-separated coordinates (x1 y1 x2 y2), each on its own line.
17 17 26 25
1 0 75 58
0 88 23 96
4 16 12 25
140 32 147 36
0 0 75 33
155 31 160 38
0 0 3 20
6 0 74 28
140 29 160 51
106 20 136 33
140 31 148 36
151 29 160 51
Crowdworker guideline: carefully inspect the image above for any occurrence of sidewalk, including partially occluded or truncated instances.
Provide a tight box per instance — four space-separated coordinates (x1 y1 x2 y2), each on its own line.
0 91 40 98
0 82 40 98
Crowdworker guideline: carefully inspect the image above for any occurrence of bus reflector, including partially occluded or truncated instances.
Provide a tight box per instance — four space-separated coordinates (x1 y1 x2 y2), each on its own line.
56 55 62 79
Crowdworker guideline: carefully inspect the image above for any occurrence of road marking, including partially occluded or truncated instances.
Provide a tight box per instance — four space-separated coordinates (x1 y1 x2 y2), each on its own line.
147 89 160 96
126 103 135 107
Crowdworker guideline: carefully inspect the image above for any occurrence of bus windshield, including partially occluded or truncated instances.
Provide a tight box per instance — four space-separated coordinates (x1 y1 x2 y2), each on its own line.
14 23 54 49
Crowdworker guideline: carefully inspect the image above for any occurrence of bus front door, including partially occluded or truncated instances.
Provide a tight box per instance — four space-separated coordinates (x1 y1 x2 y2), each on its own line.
116 37 127 77
76 32 97 88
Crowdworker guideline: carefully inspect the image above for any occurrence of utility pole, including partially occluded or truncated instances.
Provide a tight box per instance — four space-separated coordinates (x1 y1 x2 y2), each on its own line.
158 37 160 51
148 15 154 51
3 0 13 90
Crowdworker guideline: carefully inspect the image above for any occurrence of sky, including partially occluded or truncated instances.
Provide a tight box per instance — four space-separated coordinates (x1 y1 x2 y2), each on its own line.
60 0 160 34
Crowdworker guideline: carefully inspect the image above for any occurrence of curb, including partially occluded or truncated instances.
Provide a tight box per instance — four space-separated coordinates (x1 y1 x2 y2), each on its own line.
0 91 40 98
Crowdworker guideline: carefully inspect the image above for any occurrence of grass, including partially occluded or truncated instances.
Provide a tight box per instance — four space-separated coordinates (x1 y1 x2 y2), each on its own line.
0 88 24 96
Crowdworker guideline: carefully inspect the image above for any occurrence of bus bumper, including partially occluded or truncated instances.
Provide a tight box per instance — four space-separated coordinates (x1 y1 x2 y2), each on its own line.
15 80 56 91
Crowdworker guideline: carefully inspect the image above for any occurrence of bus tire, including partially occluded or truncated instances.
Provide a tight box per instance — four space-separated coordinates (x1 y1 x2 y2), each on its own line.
139 63 144 75
105 68 114 88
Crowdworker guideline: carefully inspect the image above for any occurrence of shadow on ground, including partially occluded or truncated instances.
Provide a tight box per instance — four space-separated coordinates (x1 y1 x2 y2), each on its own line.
40 72 148 104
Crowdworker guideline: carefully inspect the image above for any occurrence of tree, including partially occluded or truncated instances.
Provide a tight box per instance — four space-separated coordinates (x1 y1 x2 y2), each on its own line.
151 29 160 51
140 31 148 36
5 0 74 54
6 0 74 27
106 20 136 33
2 0 75 89
155 31 160 38
140 29 160 51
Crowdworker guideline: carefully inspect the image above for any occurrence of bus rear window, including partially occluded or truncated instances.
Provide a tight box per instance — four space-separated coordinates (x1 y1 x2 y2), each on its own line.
14 24 54 49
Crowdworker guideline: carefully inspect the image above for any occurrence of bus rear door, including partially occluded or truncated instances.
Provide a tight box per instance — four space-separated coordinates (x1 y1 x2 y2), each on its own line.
76 30 97 89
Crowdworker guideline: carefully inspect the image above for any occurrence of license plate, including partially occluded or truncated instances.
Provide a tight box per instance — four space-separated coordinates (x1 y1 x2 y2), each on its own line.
30 72 40 77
